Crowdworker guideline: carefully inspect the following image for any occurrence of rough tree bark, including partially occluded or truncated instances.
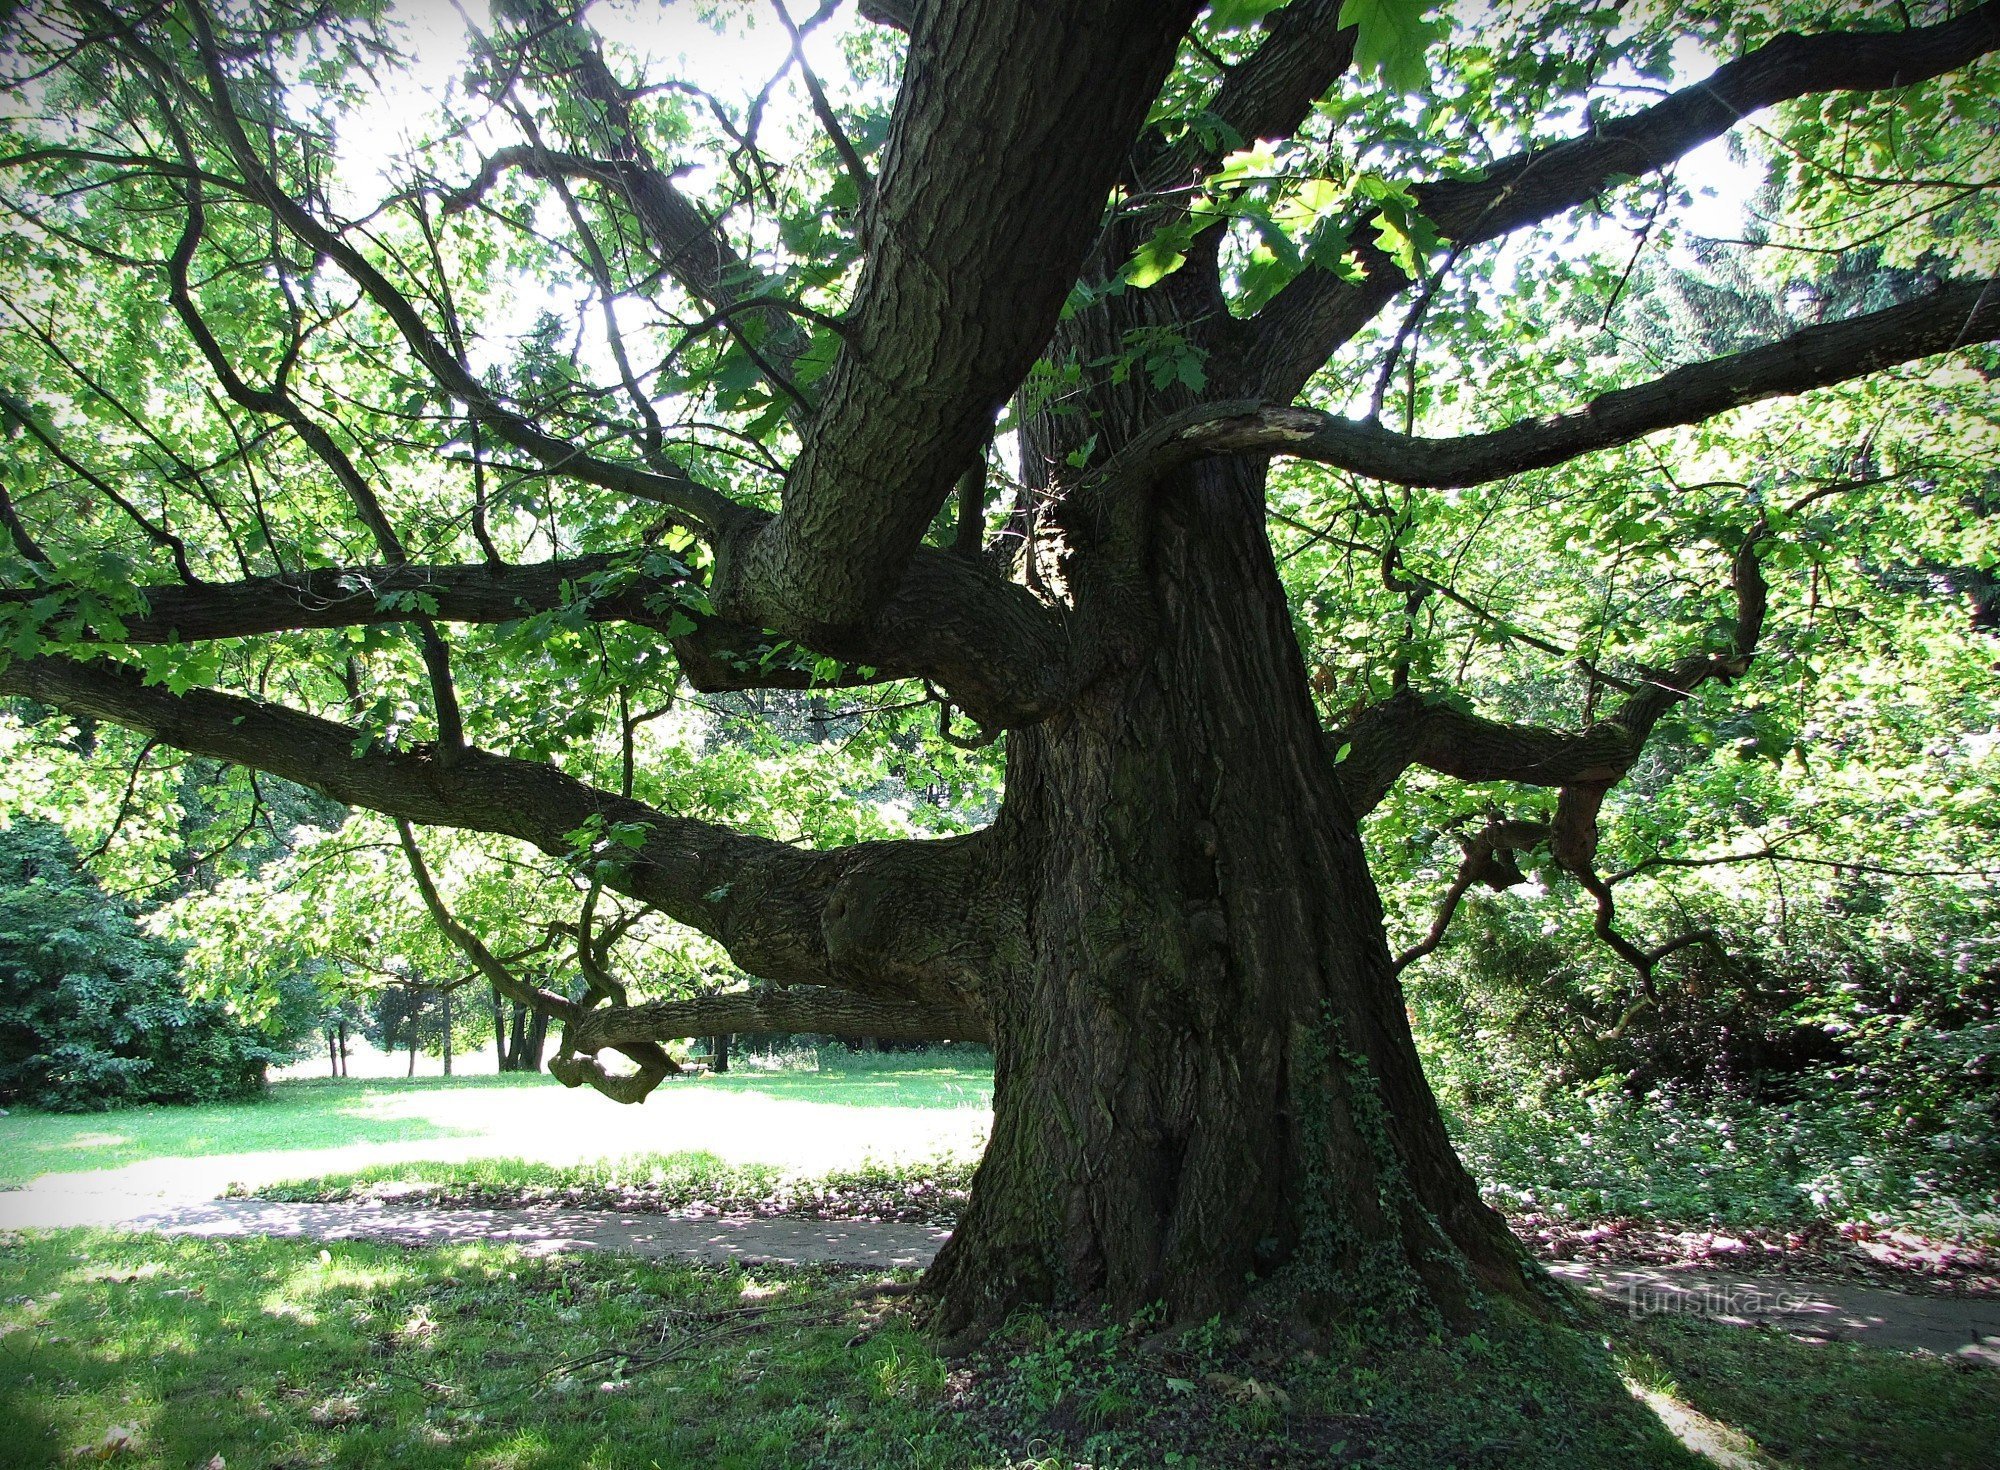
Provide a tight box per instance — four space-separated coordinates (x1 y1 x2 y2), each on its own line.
928 454 1536 1331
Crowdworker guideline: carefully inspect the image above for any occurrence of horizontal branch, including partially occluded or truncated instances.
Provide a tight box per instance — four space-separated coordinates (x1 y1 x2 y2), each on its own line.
1334 690 1638 818
0 652 999 1003
1337 532 1766 823
1244 2 2000 395
1155 274 2000 489
567 985 989 1053
0 535 1073 726
1418 3 2000 252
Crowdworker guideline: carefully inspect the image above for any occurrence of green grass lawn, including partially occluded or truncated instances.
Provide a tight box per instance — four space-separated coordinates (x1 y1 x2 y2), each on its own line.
0 1048 994 1190
247 1148 974 1223
5 1230 1995 1469
0 1076 518 1187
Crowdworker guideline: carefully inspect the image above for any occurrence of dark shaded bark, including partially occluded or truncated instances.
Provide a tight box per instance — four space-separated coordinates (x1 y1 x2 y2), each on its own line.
708 1034 729 1074
926 455 1538 1332
718 0 1203 635
567 987 986 1052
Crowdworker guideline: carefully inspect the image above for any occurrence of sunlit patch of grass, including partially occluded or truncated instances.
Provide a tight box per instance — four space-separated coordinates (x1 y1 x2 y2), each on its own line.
0 1047 994 1190
0 1080 499 1185
247 1148 977 1223
0 1229 970 1470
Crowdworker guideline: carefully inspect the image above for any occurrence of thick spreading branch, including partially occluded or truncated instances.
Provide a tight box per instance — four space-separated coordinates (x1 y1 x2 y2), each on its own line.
39 7 1077 729
568 986 989 1053
1135 275 2000 490
1358 537 1769 998
1335 692 1638 819
0 651 1000 1007
717 0 1202 634
0 542 1072 727
1245 2 2000 396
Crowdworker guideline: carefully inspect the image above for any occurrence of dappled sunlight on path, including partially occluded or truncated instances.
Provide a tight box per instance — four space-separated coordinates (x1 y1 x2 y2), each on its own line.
94 1196 951 1268
1549 1261 2000 1368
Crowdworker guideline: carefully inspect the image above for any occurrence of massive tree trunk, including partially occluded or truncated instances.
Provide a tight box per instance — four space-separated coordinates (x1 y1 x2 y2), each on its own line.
927 455 1537 1332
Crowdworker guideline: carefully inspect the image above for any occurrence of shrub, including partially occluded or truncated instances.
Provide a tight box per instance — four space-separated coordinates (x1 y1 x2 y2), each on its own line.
0 818 282 1110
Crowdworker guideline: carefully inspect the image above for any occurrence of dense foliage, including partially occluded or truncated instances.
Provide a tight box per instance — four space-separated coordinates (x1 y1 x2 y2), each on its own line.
0 817 286 1109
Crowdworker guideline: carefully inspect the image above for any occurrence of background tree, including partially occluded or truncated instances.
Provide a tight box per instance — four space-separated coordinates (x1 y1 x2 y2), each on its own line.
0 0 1996 1337
0 817 289 1109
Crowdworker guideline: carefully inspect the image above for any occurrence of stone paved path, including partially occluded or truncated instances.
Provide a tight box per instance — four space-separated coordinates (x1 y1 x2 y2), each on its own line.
6 1186 1996 1367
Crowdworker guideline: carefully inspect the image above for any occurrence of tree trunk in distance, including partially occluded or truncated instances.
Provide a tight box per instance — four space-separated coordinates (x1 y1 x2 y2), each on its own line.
525 1006 549 1072
925 457 1540 1335
709 1034 730 1073
492 987 508 1072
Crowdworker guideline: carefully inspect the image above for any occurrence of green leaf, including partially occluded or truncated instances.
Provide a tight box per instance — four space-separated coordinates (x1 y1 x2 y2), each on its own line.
1125 223 1198 289
1339 0 1444 94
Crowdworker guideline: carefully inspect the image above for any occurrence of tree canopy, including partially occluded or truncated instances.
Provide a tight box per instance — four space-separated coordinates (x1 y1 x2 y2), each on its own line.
1 0 1996 1328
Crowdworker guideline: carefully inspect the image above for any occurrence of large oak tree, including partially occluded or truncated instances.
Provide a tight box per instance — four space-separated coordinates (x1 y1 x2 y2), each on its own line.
2 0 1997 1333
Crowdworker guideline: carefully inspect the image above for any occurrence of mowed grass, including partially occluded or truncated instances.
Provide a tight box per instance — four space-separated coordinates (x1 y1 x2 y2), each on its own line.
0 1075 516 1187
0 1230 971 1470
0 1048 994 1190
6 1230 1998 1470
249 1149 974 1224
